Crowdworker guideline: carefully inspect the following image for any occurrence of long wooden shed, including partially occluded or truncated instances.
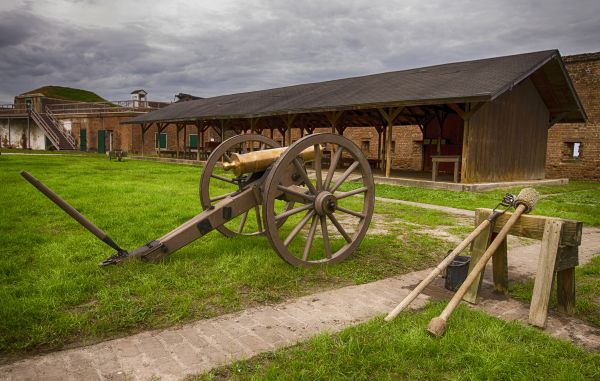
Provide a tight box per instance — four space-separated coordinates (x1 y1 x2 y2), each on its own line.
124 50 586 183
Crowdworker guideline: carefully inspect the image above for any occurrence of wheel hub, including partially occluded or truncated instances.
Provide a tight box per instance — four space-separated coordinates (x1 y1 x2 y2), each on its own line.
314 191 337 216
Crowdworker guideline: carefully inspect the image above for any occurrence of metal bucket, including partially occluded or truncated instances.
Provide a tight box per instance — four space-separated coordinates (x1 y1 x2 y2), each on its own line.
444 255 471 291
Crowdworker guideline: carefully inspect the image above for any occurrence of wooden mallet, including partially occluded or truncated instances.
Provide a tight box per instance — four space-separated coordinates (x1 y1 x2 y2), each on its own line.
384 194 515 322
426 187 539 337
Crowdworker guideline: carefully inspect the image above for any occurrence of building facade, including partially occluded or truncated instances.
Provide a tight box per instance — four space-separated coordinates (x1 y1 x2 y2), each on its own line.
546 52 600 181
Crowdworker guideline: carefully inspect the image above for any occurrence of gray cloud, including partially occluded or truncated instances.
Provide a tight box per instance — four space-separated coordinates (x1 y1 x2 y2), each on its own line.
0 0 599 103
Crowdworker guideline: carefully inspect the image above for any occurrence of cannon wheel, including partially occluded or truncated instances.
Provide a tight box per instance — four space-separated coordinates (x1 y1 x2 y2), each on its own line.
200 134 286 237
262 133 375 266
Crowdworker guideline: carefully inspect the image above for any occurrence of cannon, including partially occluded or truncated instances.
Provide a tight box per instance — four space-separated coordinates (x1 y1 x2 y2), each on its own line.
21 133 375 267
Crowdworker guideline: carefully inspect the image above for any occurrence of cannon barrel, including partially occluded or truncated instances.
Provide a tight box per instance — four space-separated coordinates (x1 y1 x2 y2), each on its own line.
223 145 320 176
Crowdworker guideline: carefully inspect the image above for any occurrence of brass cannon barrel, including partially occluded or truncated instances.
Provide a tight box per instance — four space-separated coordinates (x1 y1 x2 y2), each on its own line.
223 145 320 176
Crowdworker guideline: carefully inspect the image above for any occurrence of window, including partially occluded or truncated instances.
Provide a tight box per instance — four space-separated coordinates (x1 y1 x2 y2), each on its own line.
361 140 370 153
572 142 581 158
564 142 582 160
391 140 396 154
155 132 167 150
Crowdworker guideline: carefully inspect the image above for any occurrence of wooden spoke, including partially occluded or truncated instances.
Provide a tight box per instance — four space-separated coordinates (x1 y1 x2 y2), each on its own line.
238 211 249 233
324 147 343 190
303 214 319 261
330 160 360 193
210 192 233 203
328 212 352 242
293 159 317 195
277 184 315 202
283 210 315 247
275 203 313 222
320 215 331 259
335 186 368 200
335 205 366 219
314 144 322 191
254 205 263 232
211 173 236 184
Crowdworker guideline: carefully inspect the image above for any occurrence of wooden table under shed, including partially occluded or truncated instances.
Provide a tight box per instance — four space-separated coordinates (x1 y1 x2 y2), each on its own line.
431 155 461 183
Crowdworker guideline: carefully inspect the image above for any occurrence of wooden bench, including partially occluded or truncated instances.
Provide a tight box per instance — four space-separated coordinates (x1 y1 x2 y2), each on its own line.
431 155 461 183
465 208 583 328
109 150 127 161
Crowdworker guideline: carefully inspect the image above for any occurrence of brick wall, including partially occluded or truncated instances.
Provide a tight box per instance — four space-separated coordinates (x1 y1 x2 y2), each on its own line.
546 52 600 180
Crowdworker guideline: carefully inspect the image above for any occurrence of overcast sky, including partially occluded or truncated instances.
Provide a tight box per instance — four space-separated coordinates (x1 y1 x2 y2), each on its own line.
1 0 599 103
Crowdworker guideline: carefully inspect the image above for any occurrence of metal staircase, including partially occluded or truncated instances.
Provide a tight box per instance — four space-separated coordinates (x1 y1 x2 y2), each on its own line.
30 109 77 150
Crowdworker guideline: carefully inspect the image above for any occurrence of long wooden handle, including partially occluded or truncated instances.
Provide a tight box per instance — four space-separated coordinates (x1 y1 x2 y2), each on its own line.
384 218 492 321
439 204 526 321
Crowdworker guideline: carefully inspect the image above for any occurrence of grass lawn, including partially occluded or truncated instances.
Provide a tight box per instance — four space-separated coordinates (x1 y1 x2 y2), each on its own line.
0 154 456 355
341 181 600 227
511 255 600 327
196 303 600 380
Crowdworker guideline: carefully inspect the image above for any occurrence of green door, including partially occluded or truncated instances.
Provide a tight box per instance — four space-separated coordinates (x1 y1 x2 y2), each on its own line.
80 129 87 151
98 130 106 153
189 134 198 149
155 132 167 150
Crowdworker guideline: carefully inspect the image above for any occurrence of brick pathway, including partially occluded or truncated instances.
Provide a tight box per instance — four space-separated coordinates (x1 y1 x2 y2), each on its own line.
2 213 599 380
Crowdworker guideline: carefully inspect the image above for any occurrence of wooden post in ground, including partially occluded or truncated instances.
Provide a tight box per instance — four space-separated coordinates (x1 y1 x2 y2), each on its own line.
378 107 404 177
529 219 564 327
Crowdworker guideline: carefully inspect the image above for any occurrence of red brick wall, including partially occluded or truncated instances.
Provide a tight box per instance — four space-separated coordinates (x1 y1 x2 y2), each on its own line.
546 52 600 180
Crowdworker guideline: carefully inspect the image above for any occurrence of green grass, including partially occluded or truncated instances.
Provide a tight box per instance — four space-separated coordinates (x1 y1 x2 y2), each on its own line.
196 303 600 380
21 85 108 103
341 181 600 227
0 154 457 355
511 255 600 327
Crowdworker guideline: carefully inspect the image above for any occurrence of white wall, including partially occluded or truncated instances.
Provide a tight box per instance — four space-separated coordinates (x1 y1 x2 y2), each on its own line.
0 120 46 150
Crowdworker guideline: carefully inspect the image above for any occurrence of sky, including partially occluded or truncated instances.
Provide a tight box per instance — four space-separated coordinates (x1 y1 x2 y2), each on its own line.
1 0 599 103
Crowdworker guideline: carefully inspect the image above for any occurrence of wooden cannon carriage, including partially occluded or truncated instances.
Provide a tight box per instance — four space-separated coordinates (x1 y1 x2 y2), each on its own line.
21 133 375 267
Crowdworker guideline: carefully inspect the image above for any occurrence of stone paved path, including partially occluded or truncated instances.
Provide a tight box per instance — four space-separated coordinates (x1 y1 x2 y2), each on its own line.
2 207 599 380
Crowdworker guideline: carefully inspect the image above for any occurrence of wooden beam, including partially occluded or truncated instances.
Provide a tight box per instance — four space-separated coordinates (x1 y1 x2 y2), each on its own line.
475 208 582 246
324 111 343 133
448 103 465 119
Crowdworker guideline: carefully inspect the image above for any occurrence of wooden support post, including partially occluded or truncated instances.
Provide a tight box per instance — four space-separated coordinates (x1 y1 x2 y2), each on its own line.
376 126 382 168
557 267 576 315
529 219 564 328
378 107 403 178
281 114 296 146
176 124 181 159
220 120 226 143
463 209 495 303
183 124 187 158
491 232 509 294
141 124 146 157
197 123 201 161
270 128 274 140
324 111 343 135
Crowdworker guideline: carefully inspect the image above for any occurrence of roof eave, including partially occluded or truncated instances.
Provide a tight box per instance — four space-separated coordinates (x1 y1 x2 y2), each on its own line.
121 95 492 125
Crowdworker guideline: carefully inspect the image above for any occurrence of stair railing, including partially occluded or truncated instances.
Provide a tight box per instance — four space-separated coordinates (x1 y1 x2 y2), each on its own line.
45 106 77 148
30 109 61 149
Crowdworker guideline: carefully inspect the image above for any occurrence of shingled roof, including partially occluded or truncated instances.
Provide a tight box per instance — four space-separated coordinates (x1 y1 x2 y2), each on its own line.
125 49 586 125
